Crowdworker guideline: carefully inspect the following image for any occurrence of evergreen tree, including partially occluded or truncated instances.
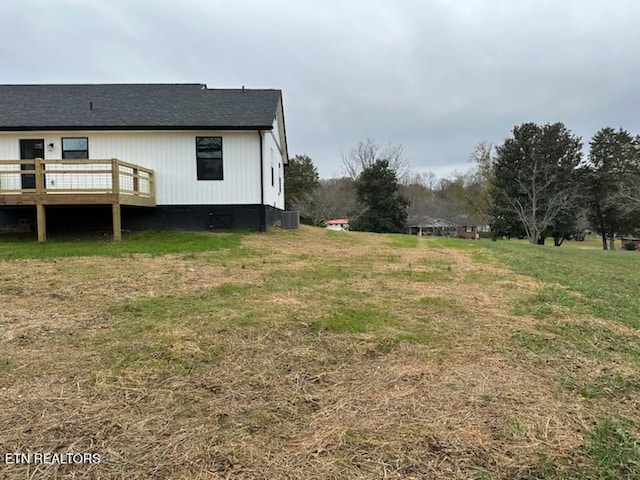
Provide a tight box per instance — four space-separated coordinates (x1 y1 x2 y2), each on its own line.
582 128 639 250
490 122 582 245
284 155 320 210
351 160 409 233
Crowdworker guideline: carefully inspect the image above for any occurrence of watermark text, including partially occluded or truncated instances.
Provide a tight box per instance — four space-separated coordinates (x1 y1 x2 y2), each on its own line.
3 452 101 465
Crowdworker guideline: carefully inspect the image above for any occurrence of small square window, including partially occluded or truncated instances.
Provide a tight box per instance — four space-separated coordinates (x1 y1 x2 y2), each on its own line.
62 137 88 159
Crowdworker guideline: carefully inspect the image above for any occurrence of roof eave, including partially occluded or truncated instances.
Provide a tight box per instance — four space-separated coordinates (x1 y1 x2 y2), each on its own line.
0 125 274 132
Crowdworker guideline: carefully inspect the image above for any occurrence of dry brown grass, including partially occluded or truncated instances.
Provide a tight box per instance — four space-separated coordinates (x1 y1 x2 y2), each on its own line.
0 227 630 478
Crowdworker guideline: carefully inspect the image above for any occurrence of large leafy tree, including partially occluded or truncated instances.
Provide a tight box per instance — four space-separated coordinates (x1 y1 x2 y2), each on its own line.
582 128 640 250
351 159 409 233
284 155 320 210
490 122 582 245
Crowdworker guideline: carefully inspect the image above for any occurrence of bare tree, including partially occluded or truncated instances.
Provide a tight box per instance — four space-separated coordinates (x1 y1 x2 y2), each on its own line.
620 183 640 206
400 182 433 217
292 178 364 225
342 138 409 181
618 163 640 207
491 123 583 245
450 142 496 225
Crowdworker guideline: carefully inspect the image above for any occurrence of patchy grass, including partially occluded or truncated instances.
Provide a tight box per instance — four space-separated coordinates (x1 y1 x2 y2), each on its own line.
385 233 419 248
585 418 640 478
416 295 461 312
324 228 362 244
0 227 639 478
385 269 454 282
485 239 640 328
0 230 243 260
312 305 393 333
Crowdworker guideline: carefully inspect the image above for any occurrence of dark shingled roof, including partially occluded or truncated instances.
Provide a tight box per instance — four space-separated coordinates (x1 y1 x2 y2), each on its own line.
0 84 282 130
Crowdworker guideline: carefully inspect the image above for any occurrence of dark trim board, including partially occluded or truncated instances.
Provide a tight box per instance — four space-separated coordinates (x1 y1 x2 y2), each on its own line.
0 204 283 235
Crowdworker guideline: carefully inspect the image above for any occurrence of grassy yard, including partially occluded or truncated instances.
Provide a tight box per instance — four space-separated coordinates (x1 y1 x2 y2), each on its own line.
0 227 639 479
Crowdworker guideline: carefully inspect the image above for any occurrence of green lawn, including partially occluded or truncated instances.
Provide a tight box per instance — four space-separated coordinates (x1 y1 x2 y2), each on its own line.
0 230 243 260
0 228 638 479
483 238 640 328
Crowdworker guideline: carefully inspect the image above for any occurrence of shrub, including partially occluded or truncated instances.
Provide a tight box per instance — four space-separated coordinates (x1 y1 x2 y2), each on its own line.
623 241 637 251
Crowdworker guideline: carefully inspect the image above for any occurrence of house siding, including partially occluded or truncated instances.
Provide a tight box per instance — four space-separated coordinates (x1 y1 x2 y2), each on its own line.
0 130 262 205
262 119 285 210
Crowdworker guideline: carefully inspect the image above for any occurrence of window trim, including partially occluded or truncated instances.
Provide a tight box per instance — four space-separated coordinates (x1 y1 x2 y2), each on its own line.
196 136 223 181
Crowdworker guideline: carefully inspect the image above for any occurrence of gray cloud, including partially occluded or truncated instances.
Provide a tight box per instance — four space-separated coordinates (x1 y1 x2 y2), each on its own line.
1 0 639 178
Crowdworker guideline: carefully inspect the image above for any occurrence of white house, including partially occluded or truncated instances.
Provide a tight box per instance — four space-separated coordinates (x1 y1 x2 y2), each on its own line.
0 83 288 240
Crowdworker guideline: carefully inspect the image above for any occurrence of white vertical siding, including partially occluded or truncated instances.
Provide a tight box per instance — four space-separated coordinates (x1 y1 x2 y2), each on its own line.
262 119 285 210
0 130 262 205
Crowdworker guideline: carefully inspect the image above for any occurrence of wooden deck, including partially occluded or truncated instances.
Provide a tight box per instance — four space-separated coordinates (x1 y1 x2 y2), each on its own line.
0 158 155 242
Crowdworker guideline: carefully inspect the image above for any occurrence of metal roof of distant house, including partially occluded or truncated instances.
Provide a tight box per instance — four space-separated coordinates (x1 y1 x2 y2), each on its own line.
0 83 283 131
407 216 457 228
325 218 349 225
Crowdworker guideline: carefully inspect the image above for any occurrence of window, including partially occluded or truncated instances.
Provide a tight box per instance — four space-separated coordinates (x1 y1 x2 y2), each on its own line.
196 137 223 180
62 137 88 159
270 148 275 186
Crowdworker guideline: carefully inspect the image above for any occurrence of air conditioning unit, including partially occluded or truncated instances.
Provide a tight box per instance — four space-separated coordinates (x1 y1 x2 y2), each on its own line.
281 211 300 229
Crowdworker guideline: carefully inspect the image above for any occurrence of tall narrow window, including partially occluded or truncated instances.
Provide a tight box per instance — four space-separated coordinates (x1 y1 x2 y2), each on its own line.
62 137 88 159
196 137 223 180
270 148 275 186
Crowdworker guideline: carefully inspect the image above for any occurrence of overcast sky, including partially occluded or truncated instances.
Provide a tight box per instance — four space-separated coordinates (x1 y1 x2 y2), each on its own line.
2 0 639 178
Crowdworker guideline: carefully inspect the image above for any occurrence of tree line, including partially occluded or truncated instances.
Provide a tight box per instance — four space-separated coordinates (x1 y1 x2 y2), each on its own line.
488 124 640 249
285 139 410 232
285 126 640 249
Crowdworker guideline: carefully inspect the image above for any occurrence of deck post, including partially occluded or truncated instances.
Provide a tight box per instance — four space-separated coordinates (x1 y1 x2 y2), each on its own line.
111 159 122 241
34 159 46 242
36 203 46 243
112 203 122 241
111 159 120 197
35 158 44 195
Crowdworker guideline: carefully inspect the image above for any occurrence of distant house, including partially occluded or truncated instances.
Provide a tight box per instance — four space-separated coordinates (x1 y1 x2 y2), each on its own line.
456 224 477 239
408 215 488 239
621 236 640 250
324 218 349 231
407 216 457 237
0 83 288 241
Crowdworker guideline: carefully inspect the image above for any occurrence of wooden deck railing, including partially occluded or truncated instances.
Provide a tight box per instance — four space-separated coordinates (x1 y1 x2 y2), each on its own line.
0 159 156 242
0 158 155 206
